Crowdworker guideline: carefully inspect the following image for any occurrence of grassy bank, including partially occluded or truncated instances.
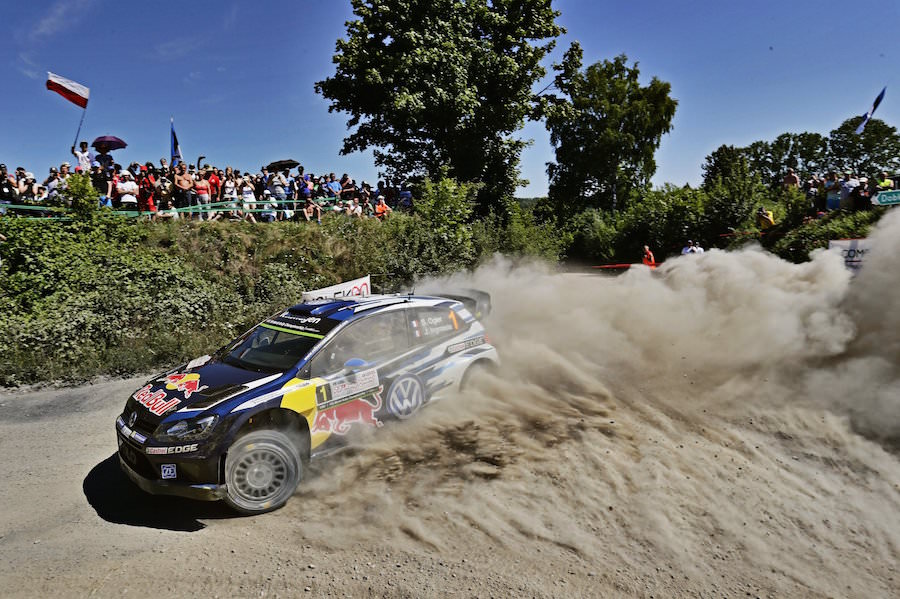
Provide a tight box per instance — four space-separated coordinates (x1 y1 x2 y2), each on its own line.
0 194 560 385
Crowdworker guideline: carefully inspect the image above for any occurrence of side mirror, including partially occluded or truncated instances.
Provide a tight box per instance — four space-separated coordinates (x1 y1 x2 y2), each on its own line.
343 358 369 373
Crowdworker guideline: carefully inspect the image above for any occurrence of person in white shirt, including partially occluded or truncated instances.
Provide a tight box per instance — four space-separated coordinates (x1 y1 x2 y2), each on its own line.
71 141 94 172
116 171 139 210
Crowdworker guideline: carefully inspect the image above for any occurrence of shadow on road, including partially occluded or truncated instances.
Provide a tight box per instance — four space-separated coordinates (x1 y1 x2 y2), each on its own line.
83 454 240 532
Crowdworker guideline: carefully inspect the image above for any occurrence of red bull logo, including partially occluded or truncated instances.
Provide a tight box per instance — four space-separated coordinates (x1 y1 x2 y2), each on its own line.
312 391 383 436
163 373 208 399
132 385 180 416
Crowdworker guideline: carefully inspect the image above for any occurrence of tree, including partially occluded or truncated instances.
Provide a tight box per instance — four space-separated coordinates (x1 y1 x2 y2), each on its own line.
827 117 900 176
315 0 564 214
701 144 750 189
544 44 677 213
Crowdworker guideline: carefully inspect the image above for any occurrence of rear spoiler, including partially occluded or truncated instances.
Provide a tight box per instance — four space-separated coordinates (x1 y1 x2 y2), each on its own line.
441 288 492 320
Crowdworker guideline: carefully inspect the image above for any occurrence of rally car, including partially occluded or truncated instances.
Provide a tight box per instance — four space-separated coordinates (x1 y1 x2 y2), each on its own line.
116 292 498 514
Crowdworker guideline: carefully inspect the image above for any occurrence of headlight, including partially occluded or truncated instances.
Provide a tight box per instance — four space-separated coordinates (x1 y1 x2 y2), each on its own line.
157 415 219 441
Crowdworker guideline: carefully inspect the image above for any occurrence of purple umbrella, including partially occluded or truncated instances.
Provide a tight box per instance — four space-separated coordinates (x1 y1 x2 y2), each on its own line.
91 135 127 152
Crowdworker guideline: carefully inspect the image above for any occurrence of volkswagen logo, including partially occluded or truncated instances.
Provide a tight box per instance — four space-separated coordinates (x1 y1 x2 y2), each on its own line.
128 411 137 428
386 375 425 419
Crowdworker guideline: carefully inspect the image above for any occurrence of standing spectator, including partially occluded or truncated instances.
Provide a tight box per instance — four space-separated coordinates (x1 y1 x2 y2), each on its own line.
206 166 221 203
221 171 238 212
95 148 113 171
876 171 894 191
90 162 112 207
339 174 355 202
240 175 257 223
327 173 342 198
681 240 696 255
642 245 655 267
43 167 61 199
116 171 139 211
138 166 157 214
18 172 38 200
823 171 840 211
71 141 94 172
0 164 17 211
782 168 800 189
193 171 212 220
839 172 859 210
850 178 871 211
173 163 193 211
267 169 289 219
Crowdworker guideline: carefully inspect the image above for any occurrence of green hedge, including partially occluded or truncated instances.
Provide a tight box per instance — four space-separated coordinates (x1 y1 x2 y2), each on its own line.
0 179 560 385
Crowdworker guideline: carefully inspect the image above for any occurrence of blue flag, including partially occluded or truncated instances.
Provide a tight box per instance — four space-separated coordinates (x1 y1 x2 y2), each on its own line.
170 118 184 165
855 87 886 134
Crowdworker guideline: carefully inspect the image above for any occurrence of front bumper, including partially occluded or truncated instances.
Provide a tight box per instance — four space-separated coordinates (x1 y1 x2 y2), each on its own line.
119 455 227 501
116 417 226 502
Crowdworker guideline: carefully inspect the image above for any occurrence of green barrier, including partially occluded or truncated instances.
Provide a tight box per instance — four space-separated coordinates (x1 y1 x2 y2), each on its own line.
0 203 67 212
1 198 352 219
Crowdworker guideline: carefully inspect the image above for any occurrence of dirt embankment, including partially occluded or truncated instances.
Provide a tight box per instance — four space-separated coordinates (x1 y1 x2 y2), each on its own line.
2 211 900 597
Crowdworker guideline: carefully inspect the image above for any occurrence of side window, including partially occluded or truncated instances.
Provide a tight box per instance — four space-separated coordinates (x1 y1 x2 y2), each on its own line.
410 307 462 344
309 310 410 377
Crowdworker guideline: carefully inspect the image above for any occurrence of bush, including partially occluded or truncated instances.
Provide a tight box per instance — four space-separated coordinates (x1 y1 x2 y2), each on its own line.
0 175 563 385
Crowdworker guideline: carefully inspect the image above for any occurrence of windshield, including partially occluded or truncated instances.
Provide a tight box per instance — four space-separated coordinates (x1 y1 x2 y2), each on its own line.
223 312 339 372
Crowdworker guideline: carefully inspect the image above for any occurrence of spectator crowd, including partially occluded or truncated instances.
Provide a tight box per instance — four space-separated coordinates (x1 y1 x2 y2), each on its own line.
784 167 896 214
0 142 414 223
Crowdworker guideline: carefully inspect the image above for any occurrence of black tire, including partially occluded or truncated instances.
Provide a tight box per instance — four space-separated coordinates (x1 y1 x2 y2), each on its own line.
224 429 302 515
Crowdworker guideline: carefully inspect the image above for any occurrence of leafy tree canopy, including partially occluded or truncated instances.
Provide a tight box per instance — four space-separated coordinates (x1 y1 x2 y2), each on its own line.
315 0 564 214
544 43 677 214
827 117 900 176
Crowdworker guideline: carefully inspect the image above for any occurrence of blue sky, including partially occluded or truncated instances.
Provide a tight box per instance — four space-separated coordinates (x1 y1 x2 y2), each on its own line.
2 0 898 196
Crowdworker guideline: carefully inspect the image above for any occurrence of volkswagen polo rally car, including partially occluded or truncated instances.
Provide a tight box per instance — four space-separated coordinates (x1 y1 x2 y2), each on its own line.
116 291 498 514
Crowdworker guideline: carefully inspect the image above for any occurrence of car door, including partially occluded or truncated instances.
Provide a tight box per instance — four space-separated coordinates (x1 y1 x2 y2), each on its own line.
305 309 411 450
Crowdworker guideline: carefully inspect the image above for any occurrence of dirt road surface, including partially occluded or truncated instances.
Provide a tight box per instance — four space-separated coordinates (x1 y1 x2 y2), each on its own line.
4 216 900 598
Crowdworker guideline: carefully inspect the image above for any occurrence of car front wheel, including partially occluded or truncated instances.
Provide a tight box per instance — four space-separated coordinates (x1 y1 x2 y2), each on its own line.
224 429 302 515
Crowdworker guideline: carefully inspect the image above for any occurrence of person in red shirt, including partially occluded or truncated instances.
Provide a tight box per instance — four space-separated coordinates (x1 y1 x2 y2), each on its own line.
137 166 157 214
205 166 221 202
642 245 656 268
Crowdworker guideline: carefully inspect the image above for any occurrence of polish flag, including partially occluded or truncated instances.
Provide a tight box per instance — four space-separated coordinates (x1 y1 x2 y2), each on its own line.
46 72 89 109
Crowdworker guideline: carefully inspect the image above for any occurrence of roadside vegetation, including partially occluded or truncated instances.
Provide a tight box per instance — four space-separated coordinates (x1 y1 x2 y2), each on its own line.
2 0 894 385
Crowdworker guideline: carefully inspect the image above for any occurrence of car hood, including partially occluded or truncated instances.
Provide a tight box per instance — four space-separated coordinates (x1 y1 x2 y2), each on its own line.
124 357 285 429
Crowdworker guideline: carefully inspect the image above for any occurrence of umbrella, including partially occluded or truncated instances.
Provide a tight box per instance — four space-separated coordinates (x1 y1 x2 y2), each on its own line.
266 159 299 172
91 135 127 152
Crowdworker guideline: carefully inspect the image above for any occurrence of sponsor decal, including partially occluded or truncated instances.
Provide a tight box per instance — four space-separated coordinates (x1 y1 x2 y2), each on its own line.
128 411 137 427
312 388 383 435
386 375 425 419
279 314 322 325
301 275 371 302
328 368 380 404
146 444 199 455
447 336 486 355
162 373 208 399
160 464 177 479
185 354 211 370
132 385 181 416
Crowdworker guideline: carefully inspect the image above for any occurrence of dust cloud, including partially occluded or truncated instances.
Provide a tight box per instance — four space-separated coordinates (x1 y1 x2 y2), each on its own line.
288 212 900 596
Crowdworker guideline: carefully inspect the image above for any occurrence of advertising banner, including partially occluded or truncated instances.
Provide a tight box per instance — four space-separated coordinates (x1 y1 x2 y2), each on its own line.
828 238 872 271
302 275 371 302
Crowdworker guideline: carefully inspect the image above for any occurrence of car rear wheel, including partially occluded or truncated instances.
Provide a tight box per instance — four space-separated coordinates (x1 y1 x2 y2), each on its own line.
224 429 302 515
